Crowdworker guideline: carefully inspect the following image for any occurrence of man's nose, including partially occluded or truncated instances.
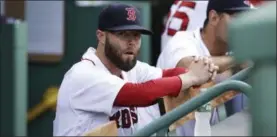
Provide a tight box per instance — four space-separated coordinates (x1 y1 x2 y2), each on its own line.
127 38 136 47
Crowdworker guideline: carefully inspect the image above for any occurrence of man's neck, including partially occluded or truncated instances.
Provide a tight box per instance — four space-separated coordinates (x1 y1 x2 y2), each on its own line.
95 46 122 77
201 27 227 56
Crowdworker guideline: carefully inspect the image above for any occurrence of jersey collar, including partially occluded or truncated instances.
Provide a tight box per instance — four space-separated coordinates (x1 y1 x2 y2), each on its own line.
82 47 109 72
82 47 128 80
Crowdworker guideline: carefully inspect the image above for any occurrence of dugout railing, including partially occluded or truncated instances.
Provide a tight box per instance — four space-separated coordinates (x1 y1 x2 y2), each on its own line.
133 2 276 136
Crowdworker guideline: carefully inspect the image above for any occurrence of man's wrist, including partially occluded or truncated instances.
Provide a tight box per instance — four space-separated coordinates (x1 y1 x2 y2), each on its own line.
217 56 235 73
178 72 196 91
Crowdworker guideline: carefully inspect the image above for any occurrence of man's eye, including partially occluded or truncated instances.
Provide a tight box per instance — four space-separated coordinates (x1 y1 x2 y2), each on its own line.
134 33 140 37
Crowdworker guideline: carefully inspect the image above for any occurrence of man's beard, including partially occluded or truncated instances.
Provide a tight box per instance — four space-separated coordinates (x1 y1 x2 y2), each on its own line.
104 38 137 71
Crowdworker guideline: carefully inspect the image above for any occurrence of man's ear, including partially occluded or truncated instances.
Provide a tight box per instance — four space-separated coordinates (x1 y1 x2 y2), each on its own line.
96 29 106 45
208 10 220 27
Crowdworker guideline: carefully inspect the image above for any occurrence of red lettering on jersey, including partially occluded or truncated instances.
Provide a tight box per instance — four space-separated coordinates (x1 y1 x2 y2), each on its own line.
109 107 138 128
179 1 196 8
166 1 196 36
121 109 131 128
109 111 121 127
130 107 138 123
126 8 136 21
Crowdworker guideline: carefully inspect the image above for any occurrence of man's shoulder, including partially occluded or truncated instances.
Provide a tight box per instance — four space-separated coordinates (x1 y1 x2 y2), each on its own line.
157 29 202 68
172 30 197 42
163 29 199 51
64 61 105 80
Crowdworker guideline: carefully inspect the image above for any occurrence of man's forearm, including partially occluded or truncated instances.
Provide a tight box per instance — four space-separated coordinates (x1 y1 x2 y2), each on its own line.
210 56 234 73
176 56 234 73
114 68 195 107
114 76 182 107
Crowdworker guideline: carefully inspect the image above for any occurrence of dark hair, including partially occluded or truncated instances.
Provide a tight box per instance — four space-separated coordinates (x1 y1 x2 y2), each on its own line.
203 18 209 28
203 11 225 28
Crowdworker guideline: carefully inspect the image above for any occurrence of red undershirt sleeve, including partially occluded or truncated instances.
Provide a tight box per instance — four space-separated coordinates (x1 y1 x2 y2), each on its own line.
162 67 188 77
114 67 188 107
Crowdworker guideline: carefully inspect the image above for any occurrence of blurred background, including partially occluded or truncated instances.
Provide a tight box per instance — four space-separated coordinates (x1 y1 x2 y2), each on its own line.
0 0 273 136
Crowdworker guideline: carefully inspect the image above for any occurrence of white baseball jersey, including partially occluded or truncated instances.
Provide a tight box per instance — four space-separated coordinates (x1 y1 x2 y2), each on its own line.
157 28 215 136
53 47 163 136
136 1 209 133
161 1 208 51
158 28 210 69
161 0 261 52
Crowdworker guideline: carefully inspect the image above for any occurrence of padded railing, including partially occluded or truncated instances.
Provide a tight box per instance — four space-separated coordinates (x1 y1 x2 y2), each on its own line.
133 67 253 136
133 80 251 136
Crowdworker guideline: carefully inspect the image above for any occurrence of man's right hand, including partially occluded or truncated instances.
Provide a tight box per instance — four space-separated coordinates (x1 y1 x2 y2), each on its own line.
178 56 218 91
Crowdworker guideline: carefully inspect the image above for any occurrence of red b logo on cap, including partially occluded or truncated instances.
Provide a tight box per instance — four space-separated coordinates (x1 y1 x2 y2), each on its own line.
126 8 136 21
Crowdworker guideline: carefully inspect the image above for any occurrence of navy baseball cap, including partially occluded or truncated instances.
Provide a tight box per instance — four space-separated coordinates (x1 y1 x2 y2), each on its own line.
207 0 252 16
98 3 152 35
